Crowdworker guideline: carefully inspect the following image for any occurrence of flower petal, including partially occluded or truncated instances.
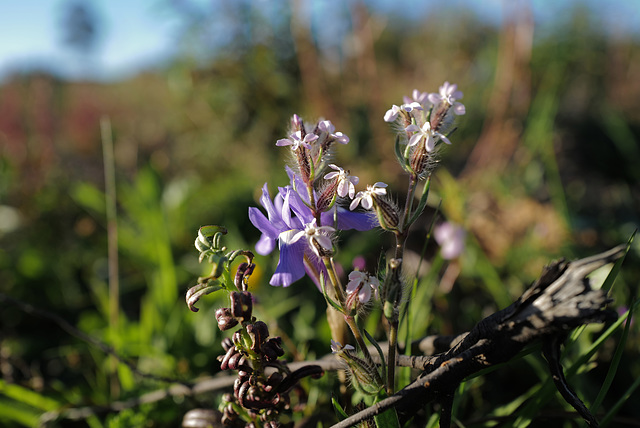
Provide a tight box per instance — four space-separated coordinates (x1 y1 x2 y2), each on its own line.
270 239 306 287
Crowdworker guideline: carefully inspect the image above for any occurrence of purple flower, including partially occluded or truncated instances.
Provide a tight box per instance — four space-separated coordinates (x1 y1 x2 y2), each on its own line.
428 81 466 115
276 130 319 150
249 185 314 287
249 172 378 288
434 222 466 260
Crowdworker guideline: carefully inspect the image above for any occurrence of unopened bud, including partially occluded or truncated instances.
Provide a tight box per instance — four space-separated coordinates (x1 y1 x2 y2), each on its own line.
333 346 382 396
409 143 433 177
373 196 400 231
430 102 450 132
316 181 339 213
291 114 304 133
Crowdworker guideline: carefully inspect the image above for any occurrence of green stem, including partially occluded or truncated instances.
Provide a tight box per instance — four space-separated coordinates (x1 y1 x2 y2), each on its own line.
386 318 399 394
322 256 383 386
344 315 384 386
322 256 346 305
385 176 418 393
398 175 419 235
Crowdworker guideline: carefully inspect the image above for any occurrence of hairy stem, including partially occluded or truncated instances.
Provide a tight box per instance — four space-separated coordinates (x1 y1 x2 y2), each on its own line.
322 256 383 386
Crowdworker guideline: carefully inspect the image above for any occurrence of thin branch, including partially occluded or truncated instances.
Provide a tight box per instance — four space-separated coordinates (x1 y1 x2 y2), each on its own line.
332 245 626 428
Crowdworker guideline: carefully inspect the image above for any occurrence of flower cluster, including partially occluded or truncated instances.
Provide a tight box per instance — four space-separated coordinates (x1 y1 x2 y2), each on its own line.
250 116 386 288
384 82 465 178
187 82 471 426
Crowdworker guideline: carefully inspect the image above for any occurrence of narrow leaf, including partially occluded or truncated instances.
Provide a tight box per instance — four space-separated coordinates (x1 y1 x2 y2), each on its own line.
364 328 386 383
407 174 432 225
331 395 349 420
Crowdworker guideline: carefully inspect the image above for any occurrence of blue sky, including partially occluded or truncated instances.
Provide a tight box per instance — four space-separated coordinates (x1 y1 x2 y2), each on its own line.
1 0 638 82
0 0 185 81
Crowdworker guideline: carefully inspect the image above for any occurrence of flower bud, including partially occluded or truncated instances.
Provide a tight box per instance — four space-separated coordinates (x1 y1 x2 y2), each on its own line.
315 180 339 213
264 372 284 392
409 143 433 177
373 196 400 231
291 114 304 133
333 344 382 396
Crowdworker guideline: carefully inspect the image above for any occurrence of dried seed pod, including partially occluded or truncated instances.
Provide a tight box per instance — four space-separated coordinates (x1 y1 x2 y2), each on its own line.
181 409 222 428
261 337 284 362
215 307 239 331
221 337 234 352
246 321 269 351
235 380 251 407
231 291 253 321
234 262 255 290
219 346 239 371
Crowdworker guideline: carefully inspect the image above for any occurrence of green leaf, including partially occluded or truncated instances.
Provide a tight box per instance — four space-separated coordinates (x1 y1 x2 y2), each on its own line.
373 390 400 428
0 380 60 411
407 174 432 225
320 274 343 313
331 395 349 420
70 181 106 215
591 300 636 414
0 397 42 427
364 328 387 384
602 230 634 294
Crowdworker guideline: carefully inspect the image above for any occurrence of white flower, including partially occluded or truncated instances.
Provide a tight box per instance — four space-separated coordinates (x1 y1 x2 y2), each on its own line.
324 164 359 198
405 121 451 152
346 270 380 304
276 130 319 150
428 81 466 115
318 120 350 144
349 182 387 211
383 102 423 123
384 104 401 122
288 218 334 256
434 222 466 260
330 339 355 354
403 89 430 106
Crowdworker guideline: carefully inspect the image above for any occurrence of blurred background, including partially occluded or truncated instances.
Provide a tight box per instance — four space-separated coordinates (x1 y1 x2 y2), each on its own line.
1 0 639 426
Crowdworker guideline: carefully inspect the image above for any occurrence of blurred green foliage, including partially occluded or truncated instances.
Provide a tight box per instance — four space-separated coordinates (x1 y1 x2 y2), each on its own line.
0 1 639 426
